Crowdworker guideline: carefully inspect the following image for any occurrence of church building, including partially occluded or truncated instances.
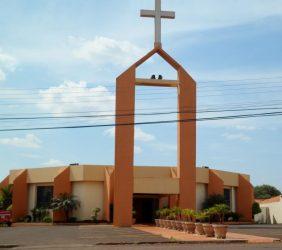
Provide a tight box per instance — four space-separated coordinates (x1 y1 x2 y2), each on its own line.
0 0 254 226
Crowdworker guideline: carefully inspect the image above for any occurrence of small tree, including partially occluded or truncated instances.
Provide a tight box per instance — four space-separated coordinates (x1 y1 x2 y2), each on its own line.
50 193 80 222
252 202 262 218
0 184 13 210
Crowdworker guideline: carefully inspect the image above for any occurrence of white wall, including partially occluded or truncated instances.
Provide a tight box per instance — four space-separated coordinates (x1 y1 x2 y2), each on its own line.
196 183 207 211
72 181 104 221
259 200 282 224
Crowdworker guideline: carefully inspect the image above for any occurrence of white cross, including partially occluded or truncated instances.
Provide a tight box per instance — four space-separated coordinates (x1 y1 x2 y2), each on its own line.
140 0 175 47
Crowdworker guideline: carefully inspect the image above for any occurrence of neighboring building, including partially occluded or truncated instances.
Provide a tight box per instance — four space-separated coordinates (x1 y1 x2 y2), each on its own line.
0 165 253 223
255 196 282 224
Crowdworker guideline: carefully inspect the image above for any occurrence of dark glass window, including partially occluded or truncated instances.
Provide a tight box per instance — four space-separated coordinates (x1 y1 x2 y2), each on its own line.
224 188 231 207
36 186 53 208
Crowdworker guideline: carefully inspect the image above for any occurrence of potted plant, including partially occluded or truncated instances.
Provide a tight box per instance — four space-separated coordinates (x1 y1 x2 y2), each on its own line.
212 204 230 239
155 209 161 227
91 207 101 223
167 211 176 229
172 207 182 231
182 209 196 234
202 207 216 237
195 212 207 235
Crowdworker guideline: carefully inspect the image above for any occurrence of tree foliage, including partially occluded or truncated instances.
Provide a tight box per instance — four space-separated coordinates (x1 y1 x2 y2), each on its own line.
254 185 281 199
202 194 227 209
0 184 13 210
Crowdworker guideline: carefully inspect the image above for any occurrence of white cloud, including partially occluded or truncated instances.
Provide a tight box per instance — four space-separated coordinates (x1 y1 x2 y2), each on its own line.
0 134 41 148
71 36 146 67
42 159 64 166
222 132 251 142
104 127 155 142
0 49 17 81
37 81 115 118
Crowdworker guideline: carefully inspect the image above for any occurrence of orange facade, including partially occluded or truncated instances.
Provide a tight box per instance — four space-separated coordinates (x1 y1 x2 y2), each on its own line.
208 170 224 195
237 174 254 221
53 167 72 222
11 170 28 221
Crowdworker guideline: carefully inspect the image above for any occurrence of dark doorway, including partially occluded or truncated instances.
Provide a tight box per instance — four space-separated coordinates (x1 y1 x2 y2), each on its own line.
133 194 159 224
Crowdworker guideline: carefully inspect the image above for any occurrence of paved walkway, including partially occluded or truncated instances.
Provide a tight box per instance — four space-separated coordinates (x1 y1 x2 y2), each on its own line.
0 224 280 249
229 224 282 240
134 225 280 244
0 225 170 247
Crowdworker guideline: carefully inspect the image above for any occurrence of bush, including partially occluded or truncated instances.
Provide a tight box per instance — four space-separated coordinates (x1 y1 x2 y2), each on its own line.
31 207 49 222
42 216 52 223
68 217 77 223
91 207 101 222
24 215 32 223
202 194 227 209
252 202 261 218
225 212 241 222
50 193 80 222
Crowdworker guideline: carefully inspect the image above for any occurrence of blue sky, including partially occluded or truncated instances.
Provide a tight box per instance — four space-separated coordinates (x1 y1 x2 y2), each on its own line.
0 0 282 190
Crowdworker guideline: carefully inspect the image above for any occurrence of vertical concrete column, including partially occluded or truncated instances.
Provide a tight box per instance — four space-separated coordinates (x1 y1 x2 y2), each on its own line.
53 167 71 222
114 66 136 227
208 170 224 196
12 170 28 221
104 168 114 222
177 67 196 209
236 174 254 221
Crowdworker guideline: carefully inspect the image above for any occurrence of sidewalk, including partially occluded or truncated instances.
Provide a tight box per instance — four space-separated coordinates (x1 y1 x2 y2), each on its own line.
134 225 281 244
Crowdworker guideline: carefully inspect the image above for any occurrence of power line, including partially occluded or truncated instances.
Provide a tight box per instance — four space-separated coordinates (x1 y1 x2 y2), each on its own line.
0 111 282 132
3 82 282 100
1 106 282 121
1 88 282 106
0 76 282 92
2 99 282 117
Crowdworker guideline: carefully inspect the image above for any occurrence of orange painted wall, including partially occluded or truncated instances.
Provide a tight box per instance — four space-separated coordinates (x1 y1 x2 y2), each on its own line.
237 174 254 221
0 176 9 190
208 170 224 196
12 170 28 221
177 67 196 210
169 194 179 208
53 167 71 222
113 66 135 227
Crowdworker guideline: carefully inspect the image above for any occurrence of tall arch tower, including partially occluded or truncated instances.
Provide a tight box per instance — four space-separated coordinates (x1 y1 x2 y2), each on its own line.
113 0 196 227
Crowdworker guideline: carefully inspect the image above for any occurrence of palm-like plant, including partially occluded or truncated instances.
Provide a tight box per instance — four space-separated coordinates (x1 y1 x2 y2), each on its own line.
50 193 80 222
213 204 230 223
0 184 13 210
182 209 196 222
